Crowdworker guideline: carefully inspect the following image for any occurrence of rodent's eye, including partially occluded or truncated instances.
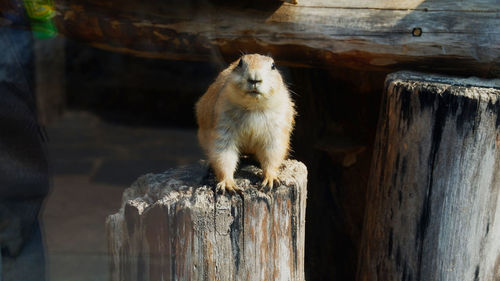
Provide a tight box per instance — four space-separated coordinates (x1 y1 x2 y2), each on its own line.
271 63 276 70
237 59 243 68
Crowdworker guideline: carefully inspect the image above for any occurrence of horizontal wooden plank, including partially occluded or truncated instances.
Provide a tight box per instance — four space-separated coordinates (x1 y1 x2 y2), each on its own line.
296 0 500 11
2 0 499 75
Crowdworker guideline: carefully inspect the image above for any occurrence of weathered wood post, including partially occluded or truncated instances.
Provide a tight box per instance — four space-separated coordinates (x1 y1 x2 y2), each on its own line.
106 159 307 281
357 71 500 281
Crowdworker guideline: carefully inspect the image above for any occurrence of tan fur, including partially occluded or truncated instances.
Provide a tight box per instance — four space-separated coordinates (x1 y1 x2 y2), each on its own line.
195 54 295 193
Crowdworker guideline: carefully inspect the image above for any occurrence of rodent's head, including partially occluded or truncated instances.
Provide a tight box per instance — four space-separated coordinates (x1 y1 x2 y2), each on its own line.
227 54 285 103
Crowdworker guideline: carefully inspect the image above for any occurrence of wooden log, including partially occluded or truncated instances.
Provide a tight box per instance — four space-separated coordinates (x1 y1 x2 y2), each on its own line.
2 1 500 74
357 71 500 281
106 159 307 281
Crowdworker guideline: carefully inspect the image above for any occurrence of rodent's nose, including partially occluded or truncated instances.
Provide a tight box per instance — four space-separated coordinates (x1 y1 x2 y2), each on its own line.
247 78 262 86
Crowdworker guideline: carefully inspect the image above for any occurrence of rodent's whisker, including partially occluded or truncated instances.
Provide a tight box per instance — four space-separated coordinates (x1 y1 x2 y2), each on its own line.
288 89 300 97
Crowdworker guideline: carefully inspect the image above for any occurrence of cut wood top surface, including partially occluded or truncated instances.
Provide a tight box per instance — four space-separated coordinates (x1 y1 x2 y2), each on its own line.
2 0 500 74
387 71 500 89
116 159 307 211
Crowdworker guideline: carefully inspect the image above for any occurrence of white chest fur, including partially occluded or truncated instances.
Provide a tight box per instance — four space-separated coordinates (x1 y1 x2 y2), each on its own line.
238 109 286 152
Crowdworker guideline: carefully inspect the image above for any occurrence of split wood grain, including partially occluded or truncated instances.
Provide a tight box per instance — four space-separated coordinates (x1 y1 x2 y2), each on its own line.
357 71 500 281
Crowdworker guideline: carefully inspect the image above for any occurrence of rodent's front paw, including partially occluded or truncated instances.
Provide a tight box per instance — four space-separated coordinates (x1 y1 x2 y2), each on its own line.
216 178 242 195
260 174 280 192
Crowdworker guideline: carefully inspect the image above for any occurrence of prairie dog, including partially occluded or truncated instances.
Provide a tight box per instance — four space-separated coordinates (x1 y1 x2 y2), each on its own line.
195 54 295 194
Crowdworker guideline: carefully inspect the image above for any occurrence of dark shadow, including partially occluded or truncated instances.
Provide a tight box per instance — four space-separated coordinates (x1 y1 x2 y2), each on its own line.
0 24 48 281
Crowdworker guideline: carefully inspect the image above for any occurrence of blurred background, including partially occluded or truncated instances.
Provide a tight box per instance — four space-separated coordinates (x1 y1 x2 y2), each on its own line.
1 0 498 280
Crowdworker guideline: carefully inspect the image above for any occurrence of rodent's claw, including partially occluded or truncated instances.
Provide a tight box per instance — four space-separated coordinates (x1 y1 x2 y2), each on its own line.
260 175 280 192
215 182 225 195
216 179 241 195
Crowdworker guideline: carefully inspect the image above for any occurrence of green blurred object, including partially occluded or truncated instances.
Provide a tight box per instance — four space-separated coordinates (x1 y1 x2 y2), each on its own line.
23 0 58 39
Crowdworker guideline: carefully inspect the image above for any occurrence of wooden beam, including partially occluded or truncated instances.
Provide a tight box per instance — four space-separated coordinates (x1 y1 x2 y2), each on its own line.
2 1 499 74
288 0 498 11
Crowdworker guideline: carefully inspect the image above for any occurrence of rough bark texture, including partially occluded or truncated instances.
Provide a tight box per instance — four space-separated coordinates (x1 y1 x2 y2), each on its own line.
357 71 500 281
106 159 307 281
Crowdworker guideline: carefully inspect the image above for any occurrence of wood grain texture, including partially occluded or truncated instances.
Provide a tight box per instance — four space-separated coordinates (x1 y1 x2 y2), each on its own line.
357 71 500 281
106 159 307 281
290 0 499 11
2 1 499 74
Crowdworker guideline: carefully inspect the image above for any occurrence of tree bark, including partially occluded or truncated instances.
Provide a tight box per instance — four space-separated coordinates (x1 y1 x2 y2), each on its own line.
106 159 307 281
357 71 500 281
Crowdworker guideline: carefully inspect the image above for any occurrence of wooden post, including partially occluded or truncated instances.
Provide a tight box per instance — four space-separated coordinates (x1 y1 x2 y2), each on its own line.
106 159 307 281
357 71 500 281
